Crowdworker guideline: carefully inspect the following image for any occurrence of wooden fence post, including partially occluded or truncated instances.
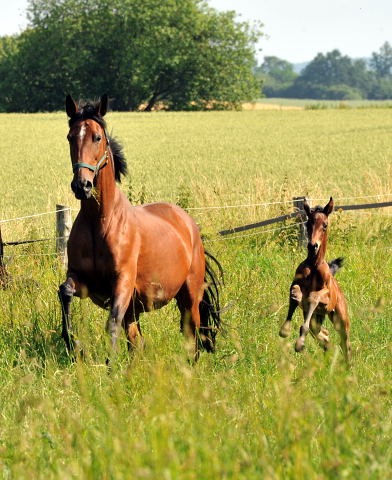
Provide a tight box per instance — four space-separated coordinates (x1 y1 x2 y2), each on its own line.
56 205 72 267
0 224 10 287
293 196 307 248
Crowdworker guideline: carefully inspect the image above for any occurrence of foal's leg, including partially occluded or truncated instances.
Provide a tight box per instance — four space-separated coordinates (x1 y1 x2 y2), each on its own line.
295 293 320 352
58 276 84 355
310 314 330 351
279 283 302 337
329 308 351 366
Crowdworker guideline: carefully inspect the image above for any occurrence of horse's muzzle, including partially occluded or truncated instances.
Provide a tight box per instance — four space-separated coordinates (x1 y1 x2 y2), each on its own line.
307 242 319 256
71 178 93 200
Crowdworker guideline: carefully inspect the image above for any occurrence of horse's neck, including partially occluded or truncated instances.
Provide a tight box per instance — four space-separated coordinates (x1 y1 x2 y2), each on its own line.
80 158 118 226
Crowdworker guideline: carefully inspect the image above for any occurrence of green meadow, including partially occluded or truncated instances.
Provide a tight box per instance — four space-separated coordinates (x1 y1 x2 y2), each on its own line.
0 108 391 479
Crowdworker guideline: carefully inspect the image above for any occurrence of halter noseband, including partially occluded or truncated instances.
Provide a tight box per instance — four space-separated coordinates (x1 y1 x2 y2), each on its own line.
72 150 108 176
71 125 110 177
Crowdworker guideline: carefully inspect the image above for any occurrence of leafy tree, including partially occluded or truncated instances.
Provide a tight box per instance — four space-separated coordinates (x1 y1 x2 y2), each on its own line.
299 50 355 87
256 56 296 84
367 77 392 99
0 0 262 112
370 41 392 78
255 56 297 97
288 49 370 99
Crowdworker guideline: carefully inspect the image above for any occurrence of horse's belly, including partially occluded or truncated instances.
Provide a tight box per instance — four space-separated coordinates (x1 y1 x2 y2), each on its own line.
135 277 181 311
90 292 111 309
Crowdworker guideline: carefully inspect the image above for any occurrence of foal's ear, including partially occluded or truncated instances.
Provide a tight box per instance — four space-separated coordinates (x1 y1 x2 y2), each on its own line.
66 95 78 118
96 94 108 117
323 197 334 216
303 199 311 217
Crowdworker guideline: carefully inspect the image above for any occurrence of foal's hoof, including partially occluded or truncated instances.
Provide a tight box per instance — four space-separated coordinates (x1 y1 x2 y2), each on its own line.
295 337 305 352
279 321 291 338
290 285 302 303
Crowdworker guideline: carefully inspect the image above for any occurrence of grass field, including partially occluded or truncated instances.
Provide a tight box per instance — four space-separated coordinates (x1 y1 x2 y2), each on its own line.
256 97 392 109
0 109 391 479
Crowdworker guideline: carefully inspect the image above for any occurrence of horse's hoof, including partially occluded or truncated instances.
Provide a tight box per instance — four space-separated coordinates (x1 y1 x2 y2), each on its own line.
295 338 305 352
290 285 302 303
279 322 291 338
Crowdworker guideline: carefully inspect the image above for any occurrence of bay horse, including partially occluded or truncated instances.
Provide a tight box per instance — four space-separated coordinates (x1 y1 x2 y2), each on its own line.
279 198 351 365
58 94 223 361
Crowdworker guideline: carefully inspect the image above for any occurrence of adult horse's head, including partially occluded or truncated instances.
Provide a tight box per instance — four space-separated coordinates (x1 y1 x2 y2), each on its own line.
304 197 334 258
66 94 110 200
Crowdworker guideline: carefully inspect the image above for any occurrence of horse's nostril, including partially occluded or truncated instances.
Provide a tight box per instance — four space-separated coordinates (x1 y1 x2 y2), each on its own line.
83 180 92 192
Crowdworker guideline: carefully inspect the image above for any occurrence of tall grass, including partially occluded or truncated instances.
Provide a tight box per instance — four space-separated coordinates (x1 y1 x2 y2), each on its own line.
0 109 391 479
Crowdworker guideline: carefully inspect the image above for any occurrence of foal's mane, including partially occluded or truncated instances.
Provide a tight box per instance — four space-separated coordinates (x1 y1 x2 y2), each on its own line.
68 99 128 183
311 206 325 214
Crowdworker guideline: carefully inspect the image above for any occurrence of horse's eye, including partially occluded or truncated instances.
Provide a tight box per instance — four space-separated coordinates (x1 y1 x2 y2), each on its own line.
94 134 102 142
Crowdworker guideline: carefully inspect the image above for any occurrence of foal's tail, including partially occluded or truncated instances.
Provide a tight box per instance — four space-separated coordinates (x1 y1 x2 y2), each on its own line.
199 250 224 352
328 257 344 276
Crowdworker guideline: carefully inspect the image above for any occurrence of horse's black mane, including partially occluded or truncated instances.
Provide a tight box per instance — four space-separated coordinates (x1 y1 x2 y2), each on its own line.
68 99 128 183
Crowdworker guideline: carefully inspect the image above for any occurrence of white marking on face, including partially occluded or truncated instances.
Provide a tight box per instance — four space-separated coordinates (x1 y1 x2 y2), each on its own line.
78 124 86 141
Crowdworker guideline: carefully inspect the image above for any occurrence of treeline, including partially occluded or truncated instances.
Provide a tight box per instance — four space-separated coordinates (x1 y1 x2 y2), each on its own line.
256 43 392 100
0 0 262 112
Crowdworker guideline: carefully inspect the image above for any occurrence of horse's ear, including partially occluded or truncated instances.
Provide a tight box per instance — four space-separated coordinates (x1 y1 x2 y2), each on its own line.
303 199 311 217
66 95 78 118
323 197 334 216
96 94 108 117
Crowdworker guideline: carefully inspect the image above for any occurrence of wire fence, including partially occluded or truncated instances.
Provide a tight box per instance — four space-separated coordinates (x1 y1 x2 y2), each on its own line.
1 193 392 258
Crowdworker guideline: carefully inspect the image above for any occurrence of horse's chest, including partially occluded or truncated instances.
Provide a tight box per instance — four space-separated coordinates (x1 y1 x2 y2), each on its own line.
68 235 117 287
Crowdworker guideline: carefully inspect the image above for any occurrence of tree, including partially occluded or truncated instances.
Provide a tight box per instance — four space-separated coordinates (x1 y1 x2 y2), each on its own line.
370 41 392 78
0 0 262 112
255 56 297 97
289 49 370 99
257 56 296 84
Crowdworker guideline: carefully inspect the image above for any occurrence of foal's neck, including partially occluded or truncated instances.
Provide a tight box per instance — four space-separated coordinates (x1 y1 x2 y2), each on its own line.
307 234 328 268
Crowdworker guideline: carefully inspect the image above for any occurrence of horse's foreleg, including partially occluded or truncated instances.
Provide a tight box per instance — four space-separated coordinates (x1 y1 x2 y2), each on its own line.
58 277 83 356
279 284 302 338
295 297 319 353
106 276 135 357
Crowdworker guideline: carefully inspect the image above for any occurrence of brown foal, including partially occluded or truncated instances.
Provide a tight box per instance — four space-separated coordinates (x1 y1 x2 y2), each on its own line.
279 197 351 364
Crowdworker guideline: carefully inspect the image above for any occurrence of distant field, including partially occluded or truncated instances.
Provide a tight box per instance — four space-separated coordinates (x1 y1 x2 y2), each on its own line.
256 97 392 109
0 109 391 478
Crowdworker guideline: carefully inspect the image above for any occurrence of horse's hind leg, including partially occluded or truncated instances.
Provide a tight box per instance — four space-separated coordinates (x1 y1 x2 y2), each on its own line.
329 307 351 366
123 307 144 354
176 283 202 362
58 277 83 356
310 314 330 351
279 283 302 337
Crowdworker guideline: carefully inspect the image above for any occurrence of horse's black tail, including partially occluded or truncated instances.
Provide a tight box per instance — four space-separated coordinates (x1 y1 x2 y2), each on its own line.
199 250 224 352
328 257 344 276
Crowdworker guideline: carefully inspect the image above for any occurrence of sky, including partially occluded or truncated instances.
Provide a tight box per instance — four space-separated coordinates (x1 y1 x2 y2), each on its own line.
1 0 392 65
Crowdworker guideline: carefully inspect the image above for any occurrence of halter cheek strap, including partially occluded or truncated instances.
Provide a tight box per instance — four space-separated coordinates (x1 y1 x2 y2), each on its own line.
72 150 108 176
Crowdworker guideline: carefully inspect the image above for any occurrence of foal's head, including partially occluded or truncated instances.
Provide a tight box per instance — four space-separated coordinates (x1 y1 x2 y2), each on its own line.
66 94 109 200
304 197 334 259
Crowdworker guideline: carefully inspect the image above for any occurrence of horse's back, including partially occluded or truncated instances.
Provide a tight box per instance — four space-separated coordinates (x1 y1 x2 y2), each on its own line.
133 202 200 248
